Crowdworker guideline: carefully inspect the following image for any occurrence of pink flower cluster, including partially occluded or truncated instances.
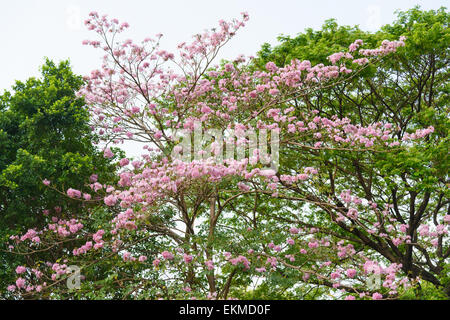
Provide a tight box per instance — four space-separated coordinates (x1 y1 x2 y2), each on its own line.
229 255 251 270
67 188 82 198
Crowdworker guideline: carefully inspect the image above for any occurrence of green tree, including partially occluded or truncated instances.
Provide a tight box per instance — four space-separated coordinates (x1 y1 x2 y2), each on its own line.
252 6 449 298
0 59 118 295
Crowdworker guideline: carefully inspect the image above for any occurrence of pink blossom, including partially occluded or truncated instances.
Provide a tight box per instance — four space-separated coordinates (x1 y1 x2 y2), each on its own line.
104 148 114 158
152 259 160 267
122 251 131 261
67 188 82 198
308 241 318 248
205 260 214 270
183 254 193 264
330 272 340 280
83 193 92 201
94 242 104 249
265 62 278 72
347 208 359 220
346 269 357 278
119 158 130 167
444 215 450 224
372 292 383 300
154 131 163 139
104 194 118 206
15 278 25 289
15 266 26 274
161 251 174 260
269 88 279 96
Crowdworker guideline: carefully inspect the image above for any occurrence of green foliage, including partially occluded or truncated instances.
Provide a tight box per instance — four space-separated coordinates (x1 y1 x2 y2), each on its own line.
250 6 449 299
255 18 375 68
399 280 448 300
0 59 118 295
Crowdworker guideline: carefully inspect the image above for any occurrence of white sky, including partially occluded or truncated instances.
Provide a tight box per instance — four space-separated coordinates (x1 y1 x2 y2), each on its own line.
0 0 446 157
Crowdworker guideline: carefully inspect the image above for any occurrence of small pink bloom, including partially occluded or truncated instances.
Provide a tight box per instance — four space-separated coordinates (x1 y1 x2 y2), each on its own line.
104 148 114 159
15 266 26 274
372 292 383 300
308 241 318 248
15 278 25 289
83 193 92 201
205 260 214 270
119 158 130 167
183 254 193 264
67 188 81 198
122 251 131 261
161 251 174 260
104 194 118 206
346 269 357 278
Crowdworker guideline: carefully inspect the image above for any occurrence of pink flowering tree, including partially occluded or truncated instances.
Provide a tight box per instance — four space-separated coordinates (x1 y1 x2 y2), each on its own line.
5 10 449 300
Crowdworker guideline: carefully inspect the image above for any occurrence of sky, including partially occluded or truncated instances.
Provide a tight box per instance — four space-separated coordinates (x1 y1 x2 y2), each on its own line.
0 0 447 156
